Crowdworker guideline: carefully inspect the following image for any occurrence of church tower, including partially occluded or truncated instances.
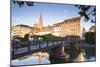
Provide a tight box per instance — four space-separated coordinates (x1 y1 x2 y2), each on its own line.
33 14 44 34
38 13 43 29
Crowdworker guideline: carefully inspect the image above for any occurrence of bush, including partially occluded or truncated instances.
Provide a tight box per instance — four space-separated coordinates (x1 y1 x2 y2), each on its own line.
20 33 30 42
24 33 29 41
84 32 96 44
42 34 62 41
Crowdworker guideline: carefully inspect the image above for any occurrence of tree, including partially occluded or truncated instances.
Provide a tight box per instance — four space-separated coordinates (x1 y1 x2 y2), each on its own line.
84 32 95 44
89 25 95 32
24 33 30 41
42 34 62 41
75 5 96 23
12 0 96 23
13 0 34 7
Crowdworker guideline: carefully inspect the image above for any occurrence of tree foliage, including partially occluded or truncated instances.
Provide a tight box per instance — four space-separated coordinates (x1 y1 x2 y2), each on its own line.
42 34 62 41
89 25 95 31
84 32 95 44
23 33 30 41
75 5 96 23
13 0 34 7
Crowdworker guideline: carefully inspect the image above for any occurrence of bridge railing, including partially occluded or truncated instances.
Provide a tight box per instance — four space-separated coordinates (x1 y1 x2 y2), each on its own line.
12 39 67 54
11 38 81 57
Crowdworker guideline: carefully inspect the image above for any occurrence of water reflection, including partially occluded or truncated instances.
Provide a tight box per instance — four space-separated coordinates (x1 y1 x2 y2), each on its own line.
11 52 50 66
11 49 96 66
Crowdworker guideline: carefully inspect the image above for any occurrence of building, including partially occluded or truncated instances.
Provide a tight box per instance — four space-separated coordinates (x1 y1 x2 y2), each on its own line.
12 24 32 37
52 23 61 37
33 14 44 34
33 14 53 36
52 17 83 37
34 16 84 37
12 16 84 37
38 14 44 29
35 26 52 35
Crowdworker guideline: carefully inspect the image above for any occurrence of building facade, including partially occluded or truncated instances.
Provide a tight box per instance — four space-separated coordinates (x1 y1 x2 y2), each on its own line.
12 24 32 37
35 26 52 35
33 14 44 34
52 23 61 37
12 16 84 38
52 17 83 37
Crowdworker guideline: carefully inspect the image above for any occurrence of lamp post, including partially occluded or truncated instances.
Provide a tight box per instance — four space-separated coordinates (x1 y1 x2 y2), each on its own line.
38 37 42 49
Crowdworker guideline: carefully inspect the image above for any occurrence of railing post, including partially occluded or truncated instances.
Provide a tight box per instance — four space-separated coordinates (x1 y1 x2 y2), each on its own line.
53 40 54 46
47 40 48 47
27 40 31 53
39 40 41 49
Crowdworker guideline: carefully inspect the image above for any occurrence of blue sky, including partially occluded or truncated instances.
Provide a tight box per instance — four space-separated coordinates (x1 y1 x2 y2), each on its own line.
11 2 95 31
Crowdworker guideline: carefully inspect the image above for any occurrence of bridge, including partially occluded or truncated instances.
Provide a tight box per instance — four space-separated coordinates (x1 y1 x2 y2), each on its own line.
11 38 95 62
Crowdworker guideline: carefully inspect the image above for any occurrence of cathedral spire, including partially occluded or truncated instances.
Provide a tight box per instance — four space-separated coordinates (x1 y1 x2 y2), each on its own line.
39 13 43 29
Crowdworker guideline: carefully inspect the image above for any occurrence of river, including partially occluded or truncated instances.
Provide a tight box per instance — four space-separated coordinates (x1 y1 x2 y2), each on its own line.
11 50 96 66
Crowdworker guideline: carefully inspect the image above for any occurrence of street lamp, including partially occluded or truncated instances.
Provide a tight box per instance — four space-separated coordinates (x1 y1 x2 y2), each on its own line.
38 37 42 48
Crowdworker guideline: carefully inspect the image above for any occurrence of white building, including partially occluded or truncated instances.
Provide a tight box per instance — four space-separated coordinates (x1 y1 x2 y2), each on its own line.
12 24 32 37
52 24 61 37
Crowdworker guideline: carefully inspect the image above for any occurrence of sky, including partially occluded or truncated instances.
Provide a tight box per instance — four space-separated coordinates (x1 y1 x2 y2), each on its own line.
11 1 95 31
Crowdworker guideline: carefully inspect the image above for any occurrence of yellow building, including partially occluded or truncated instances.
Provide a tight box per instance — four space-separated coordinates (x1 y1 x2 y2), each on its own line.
35 26 52 35
12 24 32 37
52 16 83 37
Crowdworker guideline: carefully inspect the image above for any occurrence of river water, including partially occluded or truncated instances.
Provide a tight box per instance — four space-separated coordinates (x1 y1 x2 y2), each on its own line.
11 50 96 66
12 55 50 66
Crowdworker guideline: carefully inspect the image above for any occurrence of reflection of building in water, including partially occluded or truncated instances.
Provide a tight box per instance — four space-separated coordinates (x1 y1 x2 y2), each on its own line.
37 52 42 64
12 24 32 37
32 52 49 64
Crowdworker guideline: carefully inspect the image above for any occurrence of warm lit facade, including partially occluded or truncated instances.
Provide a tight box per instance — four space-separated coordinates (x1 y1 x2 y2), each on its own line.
33 14 53 35
35 26 52 35
12 16 83 37
33 14 44 34
52 17 83 37
52 24 61 37
12 24 32 37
